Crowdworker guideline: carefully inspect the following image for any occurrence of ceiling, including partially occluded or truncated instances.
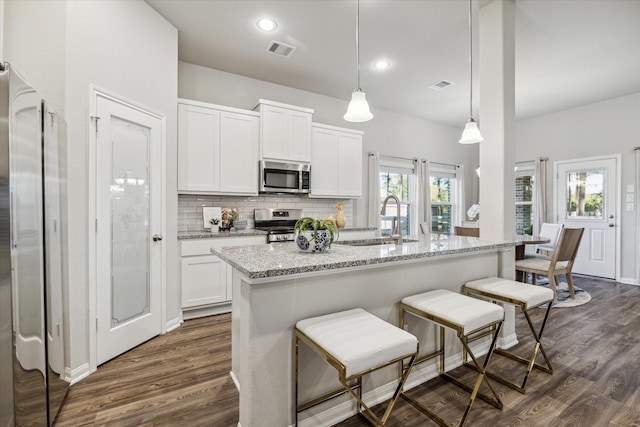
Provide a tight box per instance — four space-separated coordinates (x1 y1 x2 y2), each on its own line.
146 0 640 127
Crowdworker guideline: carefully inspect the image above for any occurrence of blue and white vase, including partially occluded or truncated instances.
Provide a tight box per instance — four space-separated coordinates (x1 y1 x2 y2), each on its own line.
295 230 332 253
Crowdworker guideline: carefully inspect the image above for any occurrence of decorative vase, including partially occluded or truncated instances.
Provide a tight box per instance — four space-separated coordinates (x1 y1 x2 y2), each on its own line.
335 206 345 228
295 230 332 253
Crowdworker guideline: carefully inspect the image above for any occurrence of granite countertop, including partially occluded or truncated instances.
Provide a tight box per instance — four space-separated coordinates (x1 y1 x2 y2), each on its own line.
212 234 515 281
178 230 268 240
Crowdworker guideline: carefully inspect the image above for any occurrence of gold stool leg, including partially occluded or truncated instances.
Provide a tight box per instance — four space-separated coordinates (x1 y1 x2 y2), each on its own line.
489 301 553 393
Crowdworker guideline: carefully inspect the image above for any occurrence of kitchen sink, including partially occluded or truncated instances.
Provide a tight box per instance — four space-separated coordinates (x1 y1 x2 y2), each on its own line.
337 238 419 247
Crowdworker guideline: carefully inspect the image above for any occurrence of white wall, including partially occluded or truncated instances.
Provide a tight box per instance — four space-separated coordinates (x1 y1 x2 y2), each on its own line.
178 61 477 226
4 0 178 376
516 93 640 283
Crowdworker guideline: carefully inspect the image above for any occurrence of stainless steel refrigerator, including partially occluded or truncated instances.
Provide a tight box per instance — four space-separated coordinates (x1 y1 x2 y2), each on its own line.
0 63 68 426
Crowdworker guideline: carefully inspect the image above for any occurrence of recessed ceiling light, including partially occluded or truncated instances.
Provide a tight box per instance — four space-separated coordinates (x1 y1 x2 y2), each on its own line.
257 18 278 32
373 60 391 70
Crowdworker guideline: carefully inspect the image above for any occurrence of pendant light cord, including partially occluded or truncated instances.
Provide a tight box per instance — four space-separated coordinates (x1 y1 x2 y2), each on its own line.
356 0 361 90
468 0 473 119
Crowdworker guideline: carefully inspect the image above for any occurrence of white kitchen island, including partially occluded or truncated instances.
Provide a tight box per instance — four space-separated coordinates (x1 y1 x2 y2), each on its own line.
213 235 516 427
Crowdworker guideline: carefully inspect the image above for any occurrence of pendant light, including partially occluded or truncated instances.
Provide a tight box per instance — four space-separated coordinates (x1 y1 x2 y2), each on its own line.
459 0 483 144
344 0 373 122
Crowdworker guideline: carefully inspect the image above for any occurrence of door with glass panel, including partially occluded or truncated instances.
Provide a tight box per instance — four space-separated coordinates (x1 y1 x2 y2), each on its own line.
555 157 618 279
95 94 163 365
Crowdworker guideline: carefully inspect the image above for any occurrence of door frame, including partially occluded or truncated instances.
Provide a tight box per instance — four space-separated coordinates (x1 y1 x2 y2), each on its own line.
552 154 621 281
87 85 167 373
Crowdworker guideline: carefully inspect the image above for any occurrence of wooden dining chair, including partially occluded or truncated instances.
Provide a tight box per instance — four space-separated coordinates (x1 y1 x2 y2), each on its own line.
515 227 584 302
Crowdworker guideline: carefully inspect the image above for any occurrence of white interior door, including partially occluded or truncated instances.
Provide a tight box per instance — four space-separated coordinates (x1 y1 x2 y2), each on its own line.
555 157 618 279
95 93 163 365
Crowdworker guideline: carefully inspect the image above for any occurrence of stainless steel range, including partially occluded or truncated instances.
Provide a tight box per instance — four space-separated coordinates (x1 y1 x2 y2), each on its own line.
254 208 303 243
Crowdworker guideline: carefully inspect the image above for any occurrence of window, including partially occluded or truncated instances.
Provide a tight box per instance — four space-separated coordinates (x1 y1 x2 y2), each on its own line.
429 164 458 235
515 164 535 234
379 158 416 236
565 169 604 219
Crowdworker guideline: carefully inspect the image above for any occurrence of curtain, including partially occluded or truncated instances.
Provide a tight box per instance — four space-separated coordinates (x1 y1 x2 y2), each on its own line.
368 152 380 235
455 164 465 227
635 148 640 285
419 159 431 233
533 157 547 236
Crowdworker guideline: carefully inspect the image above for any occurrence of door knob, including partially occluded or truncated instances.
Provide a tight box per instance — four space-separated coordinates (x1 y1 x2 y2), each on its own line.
153 234 163 241
608 224 615 228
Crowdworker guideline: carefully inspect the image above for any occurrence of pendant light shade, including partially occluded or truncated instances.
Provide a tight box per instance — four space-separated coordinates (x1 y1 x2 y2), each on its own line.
344 0 373 123
459 0 482 144
459 118 484 144
344 89 373 122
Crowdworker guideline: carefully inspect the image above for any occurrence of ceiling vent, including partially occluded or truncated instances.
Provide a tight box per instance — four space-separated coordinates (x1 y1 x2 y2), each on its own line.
428 80 454 91
266 40 297 58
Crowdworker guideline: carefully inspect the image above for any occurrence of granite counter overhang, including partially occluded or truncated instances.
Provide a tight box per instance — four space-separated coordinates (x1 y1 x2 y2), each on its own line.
212 235 515 283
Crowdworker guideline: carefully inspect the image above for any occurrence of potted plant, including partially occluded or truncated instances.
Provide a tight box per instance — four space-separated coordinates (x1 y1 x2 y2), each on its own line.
294 217 339 253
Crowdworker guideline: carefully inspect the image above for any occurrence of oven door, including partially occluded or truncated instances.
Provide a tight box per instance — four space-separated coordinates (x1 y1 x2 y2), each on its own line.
259 160 309 193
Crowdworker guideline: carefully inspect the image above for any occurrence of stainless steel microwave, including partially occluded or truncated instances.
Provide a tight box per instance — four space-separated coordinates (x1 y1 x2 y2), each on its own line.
259 160 310 194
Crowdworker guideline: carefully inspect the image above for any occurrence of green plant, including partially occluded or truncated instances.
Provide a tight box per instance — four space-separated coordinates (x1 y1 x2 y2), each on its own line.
294 217 339 245
209 218 220 225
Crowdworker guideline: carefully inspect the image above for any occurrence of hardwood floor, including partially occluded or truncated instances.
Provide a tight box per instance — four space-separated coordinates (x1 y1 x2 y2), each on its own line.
55 275 640 426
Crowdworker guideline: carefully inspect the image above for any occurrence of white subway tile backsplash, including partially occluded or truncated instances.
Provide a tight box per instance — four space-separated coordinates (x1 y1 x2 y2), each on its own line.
178 194 353 232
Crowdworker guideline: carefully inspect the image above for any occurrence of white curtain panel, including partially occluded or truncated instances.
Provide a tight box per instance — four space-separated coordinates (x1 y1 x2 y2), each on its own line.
533 157 547 236
368 152 380 234
635 148 640 284
455 164 465 227
419 159 431 232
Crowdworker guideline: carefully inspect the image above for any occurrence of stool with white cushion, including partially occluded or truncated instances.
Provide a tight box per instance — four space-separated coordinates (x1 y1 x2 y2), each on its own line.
399 289 504 427
293 308 418 426
464 277 554 393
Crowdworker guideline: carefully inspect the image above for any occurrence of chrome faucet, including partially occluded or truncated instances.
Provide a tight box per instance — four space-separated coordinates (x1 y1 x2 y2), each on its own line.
381 194 403 245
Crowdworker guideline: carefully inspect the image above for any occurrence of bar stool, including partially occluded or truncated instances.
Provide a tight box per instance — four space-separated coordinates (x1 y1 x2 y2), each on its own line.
293 308 418 426
464 277 554 393
399 289 504 427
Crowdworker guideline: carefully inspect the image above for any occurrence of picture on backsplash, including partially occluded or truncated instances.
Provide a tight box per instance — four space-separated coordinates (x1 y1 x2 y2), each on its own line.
203 207 222 231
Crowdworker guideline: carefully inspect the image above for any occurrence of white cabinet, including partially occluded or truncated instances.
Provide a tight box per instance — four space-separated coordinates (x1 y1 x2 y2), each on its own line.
180 235 266 318
254 99 313 163
310 123 363 198
178 99 259 195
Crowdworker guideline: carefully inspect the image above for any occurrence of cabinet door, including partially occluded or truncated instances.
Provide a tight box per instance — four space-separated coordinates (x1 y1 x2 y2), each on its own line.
219 111 259 194
288 110 312 162
260 105 288 160
178 104 220 192
337 133 363 197
310 127 338 196
181 255 227 308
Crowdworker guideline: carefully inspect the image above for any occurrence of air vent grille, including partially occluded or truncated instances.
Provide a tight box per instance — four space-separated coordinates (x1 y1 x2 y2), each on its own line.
428 80 454 91
266 40 297 58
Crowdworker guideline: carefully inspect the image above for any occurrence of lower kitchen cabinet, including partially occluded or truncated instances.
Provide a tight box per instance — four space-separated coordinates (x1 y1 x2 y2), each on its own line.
180 235 266 319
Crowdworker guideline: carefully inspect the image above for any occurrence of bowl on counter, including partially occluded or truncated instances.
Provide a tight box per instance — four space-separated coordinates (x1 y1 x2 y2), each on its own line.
234 219 248 231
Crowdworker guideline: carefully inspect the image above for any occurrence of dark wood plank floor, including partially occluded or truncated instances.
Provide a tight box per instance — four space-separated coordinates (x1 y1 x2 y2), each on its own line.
55 275 640 426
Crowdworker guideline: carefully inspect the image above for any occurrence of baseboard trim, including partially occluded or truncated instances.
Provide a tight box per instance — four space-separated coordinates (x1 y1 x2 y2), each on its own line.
65 362 91 385
619 277 639 286
165 315 182 333
229 370 240 392
182 303 231 320
498 331 519 350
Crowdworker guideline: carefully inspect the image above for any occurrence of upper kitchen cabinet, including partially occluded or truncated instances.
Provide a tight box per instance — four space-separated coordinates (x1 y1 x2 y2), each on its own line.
254 99 313 163
310 123 363 198
178 99 259 195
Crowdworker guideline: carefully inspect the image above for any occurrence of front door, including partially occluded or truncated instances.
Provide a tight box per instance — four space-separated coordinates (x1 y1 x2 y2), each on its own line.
555 156 618 279
94 92 164 365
